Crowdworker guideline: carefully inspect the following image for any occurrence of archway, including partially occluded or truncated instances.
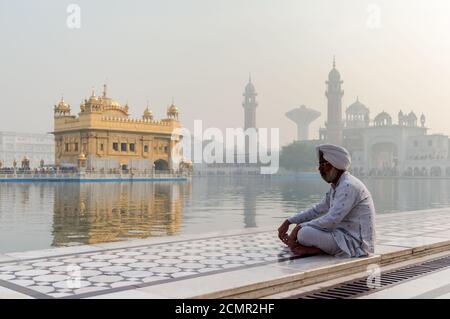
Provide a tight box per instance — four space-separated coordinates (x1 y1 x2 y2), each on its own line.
421 167 427 176
414 167 421 176
154 159 169 171
405 167 413 176
430 166 442 177
369 142 398 173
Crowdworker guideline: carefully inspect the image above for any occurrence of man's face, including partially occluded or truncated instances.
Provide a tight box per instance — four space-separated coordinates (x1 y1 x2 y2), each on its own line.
318 153 338 183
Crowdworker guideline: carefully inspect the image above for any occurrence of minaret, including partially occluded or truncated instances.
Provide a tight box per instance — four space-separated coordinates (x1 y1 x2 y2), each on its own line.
242 74 258 158
325 57 344 145
242 74 258 130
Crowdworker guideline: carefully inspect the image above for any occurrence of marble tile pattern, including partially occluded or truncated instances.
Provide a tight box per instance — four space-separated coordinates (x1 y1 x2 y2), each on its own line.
0 232 293 298
375 209 450 245
1 208 450 298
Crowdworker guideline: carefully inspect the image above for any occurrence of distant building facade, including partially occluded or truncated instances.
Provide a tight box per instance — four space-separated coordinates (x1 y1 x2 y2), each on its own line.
0 131 54 168
318 59 450 177
52 85 184 171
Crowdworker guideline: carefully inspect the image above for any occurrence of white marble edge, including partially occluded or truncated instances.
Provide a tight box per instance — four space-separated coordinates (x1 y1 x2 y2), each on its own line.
135 255 381 299
0 255 17 263
0 226 275 262
0 286 34 299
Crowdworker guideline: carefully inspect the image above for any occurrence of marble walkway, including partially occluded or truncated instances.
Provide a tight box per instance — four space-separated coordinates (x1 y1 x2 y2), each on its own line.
1 208 450 299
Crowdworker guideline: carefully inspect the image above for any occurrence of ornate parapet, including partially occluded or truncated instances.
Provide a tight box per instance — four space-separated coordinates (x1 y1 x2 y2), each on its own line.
101 116 172 126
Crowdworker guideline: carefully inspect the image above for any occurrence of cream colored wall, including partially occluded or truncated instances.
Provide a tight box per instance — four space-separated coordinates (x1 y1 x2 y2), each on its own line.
54 112 182 169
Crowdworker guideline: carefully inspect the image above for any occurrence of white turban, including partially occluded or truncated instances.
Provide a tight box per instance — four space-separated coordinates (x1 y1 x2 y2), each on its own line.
316 144 351 171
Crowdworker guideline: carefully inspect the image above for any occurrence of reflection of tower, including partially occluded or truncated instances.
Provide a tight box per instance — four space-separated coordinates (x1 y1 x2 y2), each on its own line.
286 105 321 141
242 74 258 155
243 180 257 228
325 57 344 145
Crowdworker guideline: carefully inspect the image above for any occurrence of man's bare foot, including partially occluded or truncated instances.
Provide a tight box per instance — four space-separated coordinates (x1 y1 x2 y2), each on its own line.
290 245 307 256
290 243 325 257
286 225 301 247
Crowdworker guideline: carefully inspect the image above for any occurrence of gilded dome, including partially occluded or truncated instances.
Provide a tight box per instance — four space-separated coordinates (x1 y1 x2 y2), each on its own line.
54 96 71 115
143 106 153 120
168 103 178 114
81 85 128 116
98 96 121 108
57 98 69 109
166 102 179 120
88 95 98 103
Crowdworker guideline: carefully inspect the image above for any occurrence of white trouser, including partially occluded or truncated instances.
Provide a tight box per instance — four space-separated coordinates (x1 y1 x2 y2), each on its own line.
297 226 342 256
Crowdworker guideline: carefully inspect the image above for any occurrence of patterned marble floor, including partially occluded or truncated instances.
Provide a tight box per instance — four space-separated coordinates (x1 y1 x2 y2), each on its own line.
0 231 293 298
375 209 450 246
1 207 450 299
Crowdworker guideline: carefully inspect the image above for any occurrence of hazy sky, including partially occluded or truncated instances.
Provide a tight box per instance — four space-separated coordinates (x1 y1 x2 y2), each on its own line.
2 0 450 147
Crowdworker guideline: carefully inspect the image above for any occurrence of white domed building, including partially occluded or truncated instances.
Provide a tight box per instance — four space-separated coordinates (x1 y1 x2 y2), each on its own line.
318 59 450 177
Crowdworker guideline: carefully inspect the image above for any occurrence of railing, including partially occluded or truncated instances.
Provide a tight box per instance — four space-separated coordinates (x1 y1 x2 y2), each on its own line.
0 172 79 179
0 169 190 180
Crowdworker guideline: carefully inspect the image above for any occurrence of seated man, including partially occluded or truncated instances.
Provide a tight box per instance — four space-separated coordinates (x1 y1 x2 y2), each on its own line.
278 144 376 258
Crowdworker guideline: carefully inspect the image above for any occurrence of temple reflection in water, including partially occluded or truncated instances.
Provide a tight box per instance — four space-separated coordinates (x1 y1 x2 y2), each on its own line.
3 177 450 253
51 181 190 246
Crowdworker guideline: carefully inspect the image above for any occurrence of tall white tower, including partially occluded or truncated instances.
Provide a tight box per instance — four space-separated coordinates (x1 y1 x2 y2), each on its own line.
325 57 344 145
242 75 258 157
242 74 258 130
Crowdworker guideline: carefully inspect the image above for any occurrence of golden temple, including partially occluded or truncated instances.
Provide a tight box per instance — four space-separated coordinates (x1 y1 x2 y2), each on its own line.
53 85 184 171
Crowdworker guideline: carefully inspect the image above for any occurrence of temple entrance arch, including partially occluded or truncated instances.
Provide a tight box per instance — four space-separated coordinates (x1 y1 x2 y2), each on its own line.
414 167 421 176
154 159 169 171
369 142 398 175
430 166 442 177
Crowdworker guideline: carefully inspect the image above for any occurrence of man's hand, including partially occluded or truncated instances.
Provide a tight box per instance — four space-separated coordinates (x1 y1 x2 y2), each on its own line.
286 224 301 248
278 219 291 245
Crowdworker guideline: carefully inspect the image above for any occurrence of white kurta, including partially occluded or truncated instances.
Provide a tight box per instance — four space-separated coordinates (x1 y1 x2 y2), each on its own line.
288 172 376 257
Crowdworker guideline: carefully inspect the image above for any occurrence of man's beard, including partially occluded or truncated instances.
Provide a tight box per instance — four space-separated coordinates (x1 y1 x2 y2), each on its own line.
320 167 339 183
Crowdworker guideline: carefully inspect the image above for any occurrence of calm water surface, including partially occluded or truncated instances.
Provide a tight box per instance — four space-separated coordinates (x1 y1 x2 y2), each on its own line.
1 176 450 253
